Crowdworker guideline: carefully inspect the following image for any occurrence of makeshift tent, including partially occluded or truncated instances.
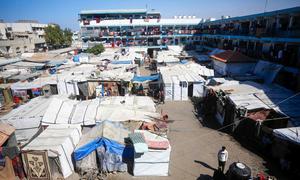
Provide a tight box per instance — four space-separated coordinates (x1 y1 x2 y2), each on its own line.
74 137 133 172
42 96 159 125
75 121 131 173
0 96 54 146
159 62 210 100
22 124 82 178
133 130 171 176
273 127 300 145
131 74 160 83
253 60 283 84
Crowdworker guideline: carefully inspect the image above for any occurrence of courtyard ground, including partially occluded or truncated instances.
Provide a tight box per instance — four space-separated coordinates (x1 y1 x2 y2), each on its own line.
106 100 287 180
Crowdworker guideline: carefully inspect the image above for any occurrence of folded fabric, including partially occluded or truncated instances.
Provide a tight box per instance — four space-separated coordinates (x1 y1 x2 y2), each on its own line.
146 140 169 150
129 133 148 153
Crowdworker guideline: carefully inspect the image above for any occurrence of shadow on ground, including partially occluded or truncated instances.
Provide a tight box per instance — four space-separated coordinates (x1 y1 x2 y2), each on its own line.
197 174 213 180
194 160 217 171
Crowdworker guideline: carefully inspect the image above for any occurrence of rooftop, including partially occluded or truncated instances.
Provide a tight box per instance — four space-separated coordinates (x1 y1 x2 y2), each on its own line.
80 9 148 15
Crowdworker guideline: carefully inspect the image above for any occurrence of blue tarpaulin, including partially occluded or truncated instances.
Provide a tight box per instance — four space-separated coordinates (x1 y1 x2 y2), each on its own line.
73 55 80 62
131 74 160 82
74 137 133 161
180 60 188 64
110 60 132 64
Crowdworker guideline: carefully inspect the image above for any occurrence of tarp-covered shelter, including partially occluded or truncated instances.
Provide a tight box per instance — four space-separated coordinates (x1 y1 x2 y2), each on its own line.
22 124 82 178
273 127 300 145
0 96 55 146
74 121 133 174
132 74 160 83
42 96 159 125
159 62 214 100
133 130 171 176
203 79 298 129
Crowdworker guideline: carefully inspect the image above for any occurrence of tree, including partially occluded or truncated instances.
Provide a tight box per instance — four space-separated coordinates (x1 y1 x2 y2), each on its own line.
63 28 73 46
86 44 105 55
44 25 64 48
44 25 73 48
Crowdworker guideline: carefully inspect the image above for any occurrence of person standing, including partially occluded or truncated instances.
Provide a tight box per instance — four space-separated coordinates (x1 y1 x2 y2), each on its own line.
218 146 228 173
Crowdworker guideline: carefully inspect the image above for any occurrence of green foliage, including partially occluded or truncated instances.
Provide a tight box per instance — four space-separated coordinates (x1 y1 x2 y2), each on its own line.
63 28 73 46
44 25 73 48
86 44 105 55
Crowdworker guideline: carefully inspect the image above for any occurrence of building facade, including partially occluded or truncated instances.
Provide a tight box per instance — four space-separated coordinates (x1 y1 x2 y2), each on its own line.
198 6 300 90
0 21 48 57
79 9 202 47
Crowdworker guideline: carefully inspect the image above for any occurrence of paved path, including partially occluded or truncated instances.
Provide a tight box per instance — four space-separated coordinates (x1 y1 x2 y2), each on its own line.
109 100 272 180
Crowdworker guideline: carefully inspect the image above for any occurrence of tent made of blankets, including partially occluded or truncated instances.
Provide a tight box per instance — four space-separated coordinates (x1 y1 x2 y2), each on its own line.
74 121 134 173
22 124 82 178
42 96 159 125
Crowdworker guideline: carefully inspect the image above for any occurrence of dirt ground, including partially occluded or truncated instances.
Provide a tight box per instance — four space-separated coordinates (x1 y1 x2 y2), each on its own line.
104 100 286 180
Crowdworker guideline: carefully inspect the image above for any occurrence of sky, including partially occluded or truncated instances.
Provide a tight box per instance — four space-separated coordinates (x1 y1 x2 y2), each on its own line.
0 0 300 31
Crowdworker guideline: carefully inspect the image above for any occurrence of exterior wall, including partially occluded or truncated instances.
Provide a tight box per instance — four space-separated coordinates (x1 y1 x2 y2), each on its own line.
213 60 256 76
0 23 47 56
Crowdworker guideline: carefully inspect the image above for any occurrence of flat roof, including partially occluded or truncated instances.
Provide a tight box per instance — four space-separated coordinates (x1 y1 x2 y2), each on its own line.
80 9 147 15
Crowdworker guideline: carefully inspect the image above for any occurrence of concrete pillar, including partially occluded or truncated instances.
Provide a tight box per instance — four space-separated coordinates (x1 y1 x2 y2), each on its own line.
249 21 252 31
276 16 281 29
288 16 294 29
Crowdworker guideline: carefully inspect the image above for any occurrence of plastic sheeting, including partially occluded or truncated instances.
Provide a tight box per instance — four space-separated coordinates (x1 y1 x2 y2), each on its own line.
0 96 54 146
110 60 132 64
75 121 132 173
131 74 160 83
96 146 128 172
253 60 283 84
133 130 171 176
74 137 133 161
273 127 300 145
42 96 159 125
22 124 82 178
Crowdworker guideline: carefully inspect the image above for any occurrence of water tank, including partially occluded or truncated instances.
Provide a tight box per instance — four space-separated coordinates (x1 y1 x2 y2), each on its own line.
226 162 251 180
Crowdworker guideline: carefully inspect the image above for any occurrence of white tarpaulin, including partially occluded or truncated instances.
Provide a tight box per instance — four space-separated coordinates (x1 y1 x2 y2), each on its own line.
273 127 300 145
22 124 82 178
133 130 171 176
160 62 211 100
42 96 159 124
0 96 54 146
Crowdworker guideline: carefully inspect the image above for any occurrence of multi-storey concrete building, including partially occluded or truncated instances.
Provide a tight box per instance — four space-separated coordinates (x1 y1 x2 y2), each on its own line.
0 21 48 56
198 6 300 90
79 9 202 47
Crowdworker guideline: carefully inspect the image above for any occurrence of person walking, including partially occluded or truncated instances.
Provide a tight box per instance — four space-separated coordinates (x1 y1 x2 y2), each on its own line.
218 146 228 173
